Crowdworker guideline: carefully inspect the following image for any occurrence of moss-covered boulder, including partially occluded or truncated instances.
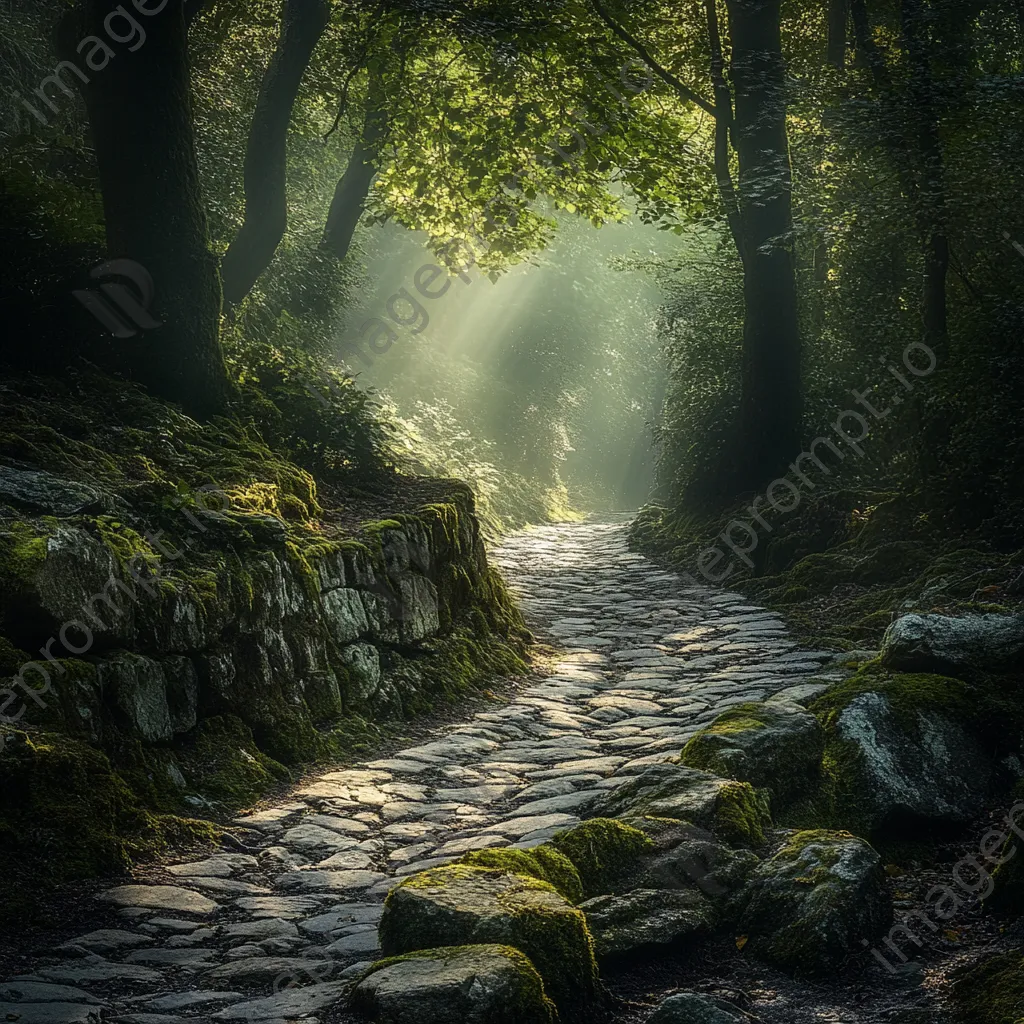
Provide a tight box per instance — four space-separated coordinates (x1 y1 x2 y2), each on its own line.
580 888 715 959
881 612 1024 675
462 845 584 904
351 944 557 1024
811 671 999 835
378 865 601 1021
947 948 1024 1024
734 830 891 974
593 766 772 848
548 819 653 897
680 700 824 806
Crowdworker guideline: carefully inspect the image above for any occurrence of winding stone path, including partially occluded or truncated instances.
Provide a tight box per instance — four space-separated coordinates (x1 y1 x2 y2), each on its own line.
1 516 843 1024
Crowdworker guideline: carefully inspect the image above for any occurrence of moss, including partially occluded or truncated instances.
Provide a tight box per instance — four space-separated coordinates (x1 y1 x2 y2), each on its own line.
0 521 50 621
462 845 585 904
353 944 557 1024
714 782 772 847
949 949 1024 1024
550 818 654 897
178 714 290 806
629 489 1020 651
0 730 216 928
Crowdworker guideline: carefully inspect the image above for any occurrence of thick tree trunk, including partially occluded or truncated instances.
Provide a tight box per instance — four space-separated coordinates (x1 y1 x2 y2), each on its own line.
61 0 229 417
724 0 802 491
321 71 388 262
221 0 330 306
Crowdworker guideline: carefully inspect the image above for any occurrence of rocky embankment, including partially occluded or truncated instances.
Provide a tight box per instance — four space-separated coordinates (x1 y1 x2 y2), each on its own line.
0 445 526 919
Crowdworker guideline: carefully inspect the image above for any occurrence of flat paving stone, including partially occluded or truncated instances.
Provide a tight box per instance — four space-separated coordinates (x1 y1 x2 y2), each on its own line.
97 886 218 916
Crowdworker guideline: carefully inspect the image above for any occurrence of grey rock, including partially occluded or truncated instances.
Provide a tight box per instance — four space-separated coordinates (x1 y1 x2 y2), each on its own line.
322 588 369 644
646 991 744 1024
34 962 163 985
146 992 243 1011
0 983 102 1004
581 888 715 957
212 981 350 1020
58 929 152 955
881 612 1024 673
0 465 108 516
98 885 218 915
0 1004 103 1023
735 830 891 973
202 957 336 988
836 691 993 829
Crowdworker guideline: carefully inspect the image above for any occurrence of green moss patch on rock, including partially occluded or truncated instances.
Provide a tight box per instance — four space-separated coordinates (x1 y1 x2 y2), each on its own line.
734 829 892 975
351 944 557 1024
680 700 825 807
549 819 654 898
595 765 772 850
378 865 601 1021
462 846 584 904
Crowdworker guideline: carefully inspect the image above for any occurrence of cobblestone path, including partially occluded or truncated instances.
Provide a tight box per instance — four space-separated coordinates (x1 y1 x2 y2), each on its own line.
1 516 840 1024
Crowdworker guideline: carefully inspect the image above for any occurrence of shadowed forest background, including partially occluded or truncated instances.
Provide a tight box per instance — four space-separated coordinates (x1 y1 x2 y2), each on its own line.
3 0 1024 1016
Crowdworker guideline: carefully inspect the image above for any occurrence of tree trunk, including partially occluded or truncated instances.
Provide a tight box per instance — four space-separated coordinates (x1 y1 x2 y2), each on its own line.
61 0 229 416
724 0 802 491
705 0 743 260
321 70 388 262
220 0 330 306
827 0 848 68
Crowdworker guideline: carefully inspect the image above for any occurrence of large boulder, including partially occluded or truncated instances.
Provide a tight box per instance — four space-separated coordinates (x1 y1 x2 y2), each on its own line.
580 888 714 958
378 866 600 1021
880 613 1024 675
680 700 825 804
829 688 993 831
593 766 772 848
646 992 744 1024
734 830 891 974
351 944 556 1024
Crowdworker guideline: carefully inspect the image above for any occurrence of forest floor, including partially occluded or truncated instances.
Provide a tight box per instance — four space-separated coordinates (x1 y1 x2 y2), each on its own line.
0 516 1009 1024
